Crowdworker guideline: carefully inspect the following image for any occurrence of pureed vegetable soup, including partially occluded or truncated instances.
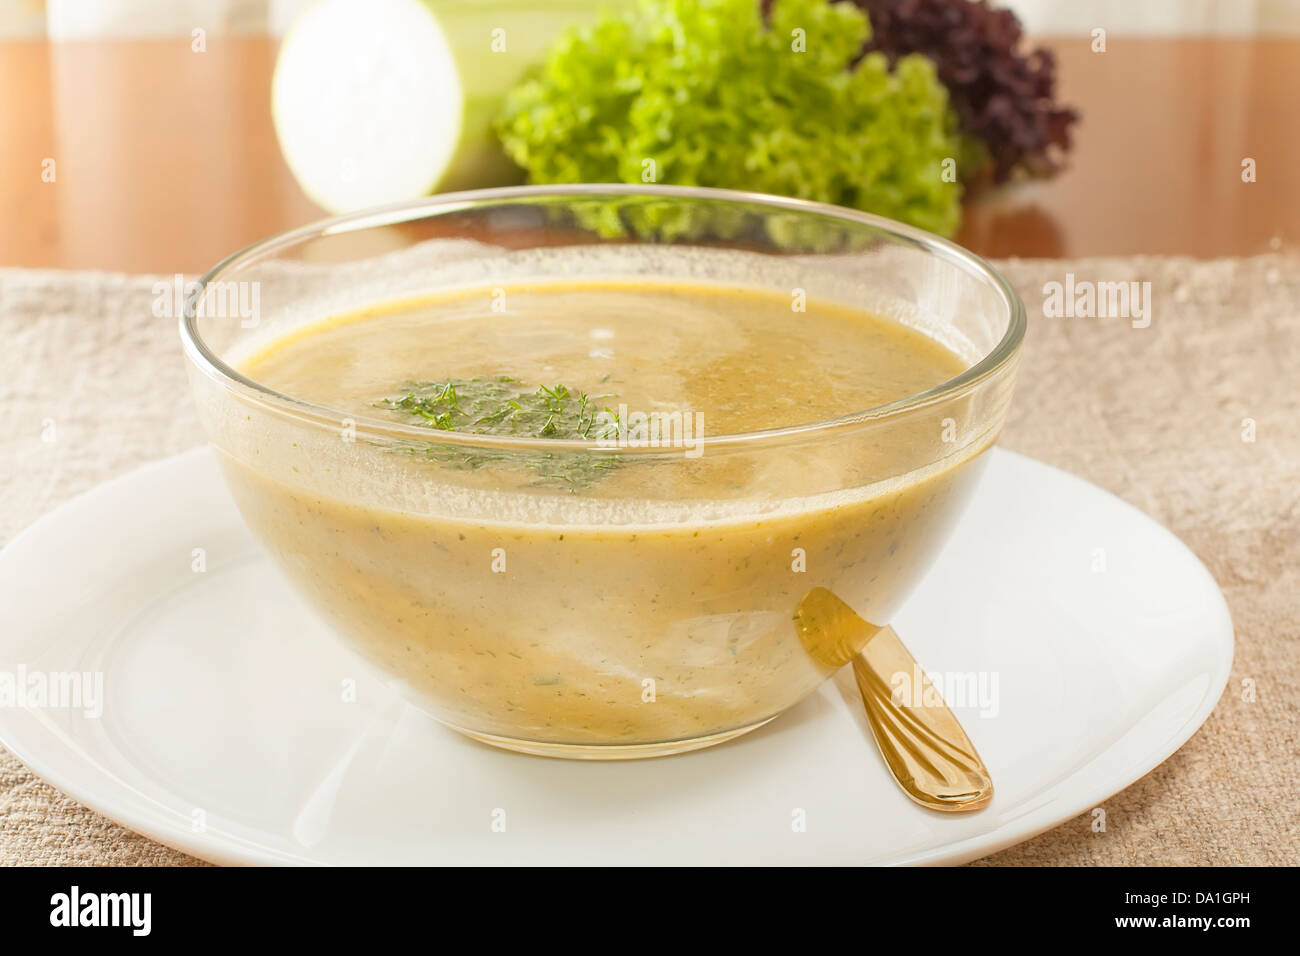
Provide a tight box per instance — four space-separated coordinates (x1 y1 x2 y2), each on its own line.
225 281 987 751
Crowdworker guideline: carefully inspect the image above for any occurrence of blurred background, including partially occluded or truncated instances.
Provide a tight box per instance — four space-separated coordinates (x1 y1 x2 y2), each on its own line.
3 0 1299 272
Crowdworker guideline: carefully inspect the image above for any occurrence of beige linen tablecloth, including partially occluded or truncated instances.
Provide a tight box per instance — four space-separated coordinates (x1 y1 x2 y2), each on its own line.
0 257 1296 866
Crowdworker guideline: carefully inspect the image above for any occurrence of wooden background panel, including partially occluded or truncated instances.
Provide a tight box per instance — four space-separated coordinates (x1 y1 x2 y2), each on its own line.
1 35 1297 272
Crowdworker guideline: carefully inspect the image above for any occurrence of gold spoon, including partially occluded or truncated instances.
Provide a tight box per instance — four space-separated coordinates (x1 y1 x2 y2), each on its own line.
794 587 993 812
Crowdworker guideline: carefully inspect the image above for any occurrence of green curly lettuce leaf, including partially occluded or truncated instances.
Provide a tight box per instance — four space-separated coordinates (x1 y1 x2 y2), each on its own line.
495 0 964 238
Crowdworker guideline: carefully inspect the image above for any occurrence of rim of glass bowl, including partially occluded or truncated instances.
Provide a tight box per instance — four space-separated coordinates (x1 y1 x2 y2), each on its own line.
180 184 1026 456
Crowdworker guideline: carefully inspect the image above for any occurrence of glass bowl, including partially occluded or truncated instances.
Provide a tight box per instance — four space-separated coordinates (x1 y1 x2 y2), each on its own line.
180 185 1025 759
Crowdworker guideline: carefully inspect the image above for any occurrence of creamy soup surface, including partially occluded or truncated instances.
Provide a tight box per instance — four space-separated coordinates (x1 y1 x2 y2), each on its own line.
227 282 982 748
244 281 964 438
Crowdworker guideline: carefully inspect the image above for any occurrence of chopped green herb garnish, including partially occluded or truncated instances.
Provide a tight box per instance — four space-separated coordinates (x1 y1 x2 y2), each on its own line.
376 377 622 491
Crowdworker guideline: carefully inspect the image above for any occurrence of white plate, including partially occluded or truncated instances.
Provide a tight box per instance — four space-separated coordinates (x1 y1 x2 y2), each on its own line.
0 447 1232 865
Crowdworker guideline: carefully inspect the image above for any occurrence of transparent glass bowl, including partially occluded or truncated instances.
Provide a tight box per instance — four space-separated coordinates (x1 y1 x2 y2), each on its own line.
181 185 1025 759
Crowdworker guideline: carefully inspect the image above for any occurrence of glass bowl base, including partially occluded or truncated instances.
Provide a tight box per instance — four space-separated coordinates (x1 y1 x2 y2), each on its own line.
446 717 778 760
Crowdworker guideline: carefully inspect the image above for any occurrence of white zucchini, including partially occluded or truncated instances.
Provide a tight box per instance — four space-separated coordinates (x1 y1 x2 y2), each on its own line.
272 0 619 212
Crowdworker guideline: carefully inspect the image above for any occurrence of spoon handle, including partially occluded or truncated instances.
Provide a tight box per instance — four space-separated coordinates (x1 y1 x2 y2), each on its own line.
853 626 993 812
